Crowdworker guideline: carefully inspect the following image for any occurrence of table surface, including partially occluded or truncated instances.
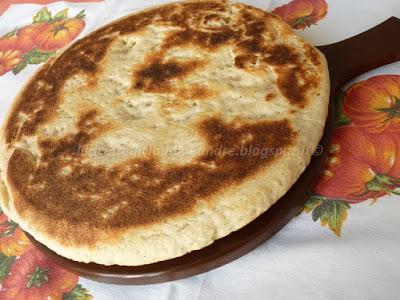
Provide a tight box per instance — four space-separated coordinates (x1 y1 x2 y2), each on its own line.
0 1 399 299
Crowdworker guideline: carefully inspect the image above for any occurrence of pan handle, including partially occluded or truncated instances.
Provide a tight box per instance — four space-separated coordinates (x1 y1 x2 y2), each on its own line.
317 17 400 93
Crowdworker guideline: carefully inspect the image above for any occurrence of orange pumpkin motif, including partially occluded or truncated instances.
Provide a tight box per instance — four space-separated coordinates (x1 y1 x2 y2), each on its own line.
272 0 328 30
315 126 400 203
343 75 400 132
305 73 400 236
35 18 85 51
0 50 22 75
0 7 88 76
0 214 32 256
0 23 47 53
16 23 49 52
0 32 20 51
0 0 102 17
0 248 78 300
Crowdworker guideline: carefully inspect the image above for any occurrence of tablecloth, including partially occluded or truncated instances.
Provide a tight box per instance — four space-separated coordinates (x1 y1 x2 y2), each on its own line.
0 1 399 299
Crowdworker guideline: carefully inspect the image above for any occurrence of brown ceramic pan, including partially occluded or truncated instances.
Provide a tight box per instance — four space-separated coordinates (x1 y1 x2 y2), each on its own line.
26 17 400 285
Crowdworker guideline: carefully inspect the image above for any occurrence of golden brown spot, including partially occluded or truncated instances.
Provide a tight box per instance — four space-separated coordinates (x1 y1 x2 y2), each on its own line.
176 84 213 100
265 93 276 101
235 42 318 107
304 44 321 66
162 27 237 50
276 67 318 108
38 110 110 161
264 45 299 65
134 57 206 93
7 115 296 245
234 54 257 69
203 13 224 25
7 149 36 188
184 1 226 12
231 9 267 69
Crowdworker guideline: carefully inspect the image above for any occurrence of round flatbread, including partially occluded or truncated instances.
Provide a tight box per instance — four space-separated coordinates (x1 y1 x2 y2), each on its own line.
0 0 329 266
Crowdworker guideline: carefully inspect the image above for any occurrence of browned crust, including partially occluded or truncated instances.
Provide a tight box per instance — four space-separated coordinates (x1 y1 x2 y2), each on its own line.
133 56 207 93
3 1 324 246
8 114 295 245
4 1 322 144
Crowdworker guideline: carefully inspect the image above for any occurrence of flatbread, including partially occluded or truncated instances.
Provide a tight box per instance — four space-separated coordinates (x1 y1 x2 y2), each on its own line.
0 0 329 266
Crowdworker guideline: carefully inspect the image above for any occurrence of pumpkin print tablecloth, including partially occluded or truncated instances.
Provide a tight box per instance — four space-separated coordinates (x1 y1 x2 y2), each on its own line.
0 1 399 299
